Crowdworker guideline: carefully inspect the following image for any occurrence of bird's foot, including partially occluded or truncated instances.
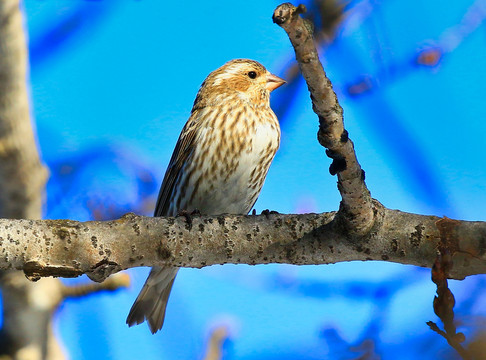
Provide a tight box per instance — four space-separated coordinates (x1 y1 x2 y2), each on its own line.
177 209 201 229
190 209 201 217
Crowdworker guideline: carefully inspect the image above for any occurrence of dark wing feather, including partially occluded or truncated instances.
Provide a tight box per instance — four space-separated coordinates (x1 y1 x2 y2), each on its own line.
153 115 199 217
128 117 198 332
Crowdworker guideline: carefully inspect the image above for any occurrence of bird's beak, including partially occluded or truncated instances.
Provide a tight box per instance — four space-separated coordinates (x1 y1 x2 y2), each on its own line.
266 73 286 92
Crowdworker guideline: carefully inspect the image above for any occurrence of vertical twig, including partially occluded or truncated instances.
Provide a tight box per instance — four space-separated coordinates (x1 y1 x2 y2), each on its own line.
202 326 229 360
273 3 375 234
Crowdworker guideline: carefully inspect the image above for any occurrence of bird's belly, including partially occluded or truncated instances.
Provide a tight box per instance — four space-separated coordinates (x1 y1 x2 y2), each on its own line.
176 121 278 216
188 160 259 214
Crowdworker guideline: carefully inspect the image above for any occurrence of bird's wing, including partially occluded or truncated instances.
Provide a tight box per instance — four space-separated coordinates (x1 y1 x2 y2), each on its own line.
153 114 199 217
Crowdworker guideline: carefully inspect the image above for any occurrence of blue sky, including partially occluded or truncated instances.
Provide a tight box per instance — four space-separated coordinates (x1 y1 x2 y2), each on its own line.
20 0 486 359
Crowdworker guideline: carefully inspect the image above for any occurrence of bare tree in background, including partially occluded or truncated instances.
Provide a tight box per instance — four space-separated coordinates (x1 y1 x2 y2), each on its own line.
0 2 128 359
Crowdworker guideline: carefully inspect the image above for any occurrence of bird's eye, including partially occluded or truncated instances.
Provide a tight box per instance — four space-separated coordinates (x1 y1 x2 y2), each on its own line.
247 71 257 79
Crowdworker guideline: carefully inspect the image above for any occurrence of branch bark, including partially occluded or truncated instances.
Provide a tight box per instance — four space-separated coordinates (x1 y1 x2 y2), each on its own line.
0 208 483 281
273 3 374 234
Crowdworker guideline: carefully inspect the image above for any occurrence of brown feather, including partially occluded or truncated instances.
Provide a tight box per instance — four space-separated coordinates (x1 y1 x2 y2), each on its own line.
127 59 284 333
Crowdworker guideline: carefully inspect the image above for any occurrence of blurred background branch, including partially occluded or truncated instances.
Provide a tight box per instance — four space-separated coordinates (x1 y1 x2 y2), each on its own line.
0 2 129 359
0 0 47 218
202 326 230 360
0 1 59 359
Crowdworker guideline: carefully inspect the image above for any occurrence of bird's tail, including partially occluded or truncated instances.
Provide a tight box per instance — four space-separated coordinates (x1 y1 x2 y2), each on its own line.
126 266 179 334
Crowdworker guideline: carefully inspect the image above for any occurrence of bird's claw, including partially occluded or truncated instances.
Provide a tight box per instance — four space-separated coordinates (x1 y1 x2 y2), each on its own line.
190 209 201 217
177 209 201 229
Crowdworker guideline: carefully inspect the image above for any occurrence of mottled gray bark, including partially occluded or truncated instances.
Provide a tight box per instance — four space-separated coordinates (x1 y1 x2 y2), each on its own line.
273 3 375 235
0 206 483 281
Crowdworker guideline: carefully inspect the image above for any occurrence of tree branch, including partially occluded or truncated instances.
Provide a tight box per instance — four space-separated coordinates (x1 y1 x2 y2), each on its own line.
0 208 483 281
273 3 374 234
0 2 62 360
0 0 48 219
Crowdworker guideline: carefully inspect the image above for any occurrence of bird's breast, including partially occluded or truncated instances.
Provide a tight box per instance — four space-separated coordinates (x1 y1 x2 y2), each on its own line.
172 106 280 216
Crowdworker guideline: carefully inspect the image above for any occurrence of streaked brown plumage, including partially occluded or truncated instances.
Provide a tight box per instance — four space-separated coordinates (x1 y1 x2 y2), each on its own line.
126 59 285 333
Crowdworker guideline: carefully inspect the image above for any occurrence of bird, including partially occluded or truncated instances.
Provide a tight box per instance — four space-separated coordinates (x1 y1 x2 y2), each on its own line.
126 59 285 333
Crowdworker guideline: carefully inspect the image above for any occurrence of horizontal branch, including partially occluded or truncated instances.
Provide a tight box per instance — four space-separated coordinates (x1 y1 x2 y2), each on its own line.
0 204 484 281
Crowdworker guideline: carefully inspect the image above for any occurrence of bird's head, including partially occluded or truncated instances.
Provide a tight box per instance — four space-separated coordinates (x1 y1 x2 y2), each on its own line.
193 59 285 110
